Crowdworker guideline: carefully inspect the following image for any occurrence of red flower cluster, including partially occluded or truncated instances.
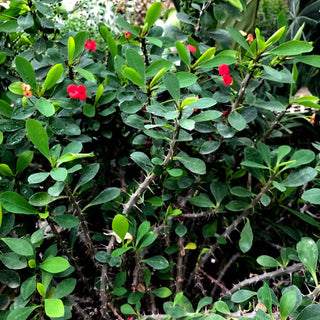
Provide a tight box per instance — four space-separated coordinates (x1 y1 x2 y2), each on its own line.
85 39 96 52
187 44 196 53
218 64 233 86
247 33 254 44
67 84 87 100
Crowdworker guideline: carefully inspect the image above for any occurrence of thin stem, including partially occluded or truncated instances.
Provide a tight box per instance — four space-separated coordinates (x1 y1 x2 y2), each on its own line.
176 236 185 294
231 71 253 113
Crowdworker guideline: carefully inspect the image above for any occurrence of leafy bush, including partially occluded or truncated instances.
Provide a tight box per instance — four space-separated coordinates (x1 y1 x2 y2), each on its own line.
1 1 320 319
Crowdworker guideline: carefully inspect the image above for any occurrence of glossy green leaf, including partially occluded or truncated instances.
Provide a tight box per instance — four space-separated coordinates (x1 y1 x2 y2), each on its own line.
130 151 153 173
257 255 280 268
0 21 19 33
126 48 145 83
115 17 139 37
136 221 151 246
68 36 75 63
163 73 180 101
85 187 120 209
176 151 206 175
26 119 50 161
52 278 76 299
40 256 70 273
153 287 172 298
231 289 256 303
175 41 190 66
212 300 230 314
112 214 129 243
284 149 315 169
122 66 145 88
194 47 216 67
228 111 247 131
52 215 79 228
227 27 250 51
294 55 320 68
43 64 64 92
296 304 320 320
187 98 217 110
74 66 96 82
21 275 36 300
297 237 318 285
0 252 27 270
144 2 162 28
0 164 14 177
0 191 39 215
50 167 68 182
73 31 87 59
188 195 214 208
120 304 136 315
1 238 33 256
6 306 38 320
268 40 313 56
239 219 253 253
282 167 317 187
15 56 37 90
28 172 50 184
44 299 64 318
36 98 55 117
280 291 297 320
16 151 33 174
76 163 100 189
143 255 169 270
302 188 320 204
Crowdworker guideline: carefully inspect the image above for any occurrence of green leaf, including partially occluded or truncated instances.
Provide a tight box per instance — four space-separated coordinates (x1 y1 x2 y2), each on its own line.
15 56 37 90
85 187 120 209
186 98 217 110
50 167 68 182
175 41 190 66
153 287 172 298
26 119 50 161
144 2 162 29
0 191 39 215
297 237 318 285
94 84 104 106
29 192 55 207
277 145 291 165
115 17 139 37
0 99 13 117
68 37 75 64
302 188 320 204
163 73 180 101
0 21 18 33
143 255 169 270
56 152 94 166
282 167 317 187
231 290 256 303
228 111 247 131
146 59 172 77
294 55 320 68
196 297 213 312
284 149 315 169
21 275 36 300
126 48 145 83
188 195 214 208
176 151 206 175
262 66 295 83
241 160 269 169
40 256 70 273
120 304 136 315
112 214 129 243
212 300 230 314
265 26 286 47
18 13 34 30
176 72 198 88
44 299 64 318
0 52 6 64
239 219 253 253
0 164 14 177
227 27 250 51
76 163 100 189
194 47 216 67
226 200 252 211
73 31 87 59
130 151 153 173
259 283 273 316
230 186 255 197
191 110 221 121
52 215 79 229
226 0 243 9
280 291 297 320
16 151 33 174
268 40 313 56
257 255 280 268
200 140 220 155
36 98 55 117
42 64 64 92
122 66 145 88
1 238 33 256
74 66 96 82
136 221 151 246
296 304 320 320
111 247 132 257
52 278 76 299
28 172 50 184
6 306 38 320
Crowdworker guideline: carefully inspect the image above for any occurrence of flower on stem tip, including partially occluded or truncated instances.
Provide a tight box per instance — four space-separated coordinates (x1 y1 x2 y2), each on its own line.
85 39 96 52
124 30 131 39
223 74 233 86
247 33 254 44
187 44 196 53
21 83 32 98
67 84 87 100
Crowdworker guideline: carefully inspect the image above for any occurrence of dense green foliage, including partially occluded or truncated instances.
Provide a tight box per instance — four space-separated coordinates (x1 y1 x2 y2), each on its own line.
1 1 320 319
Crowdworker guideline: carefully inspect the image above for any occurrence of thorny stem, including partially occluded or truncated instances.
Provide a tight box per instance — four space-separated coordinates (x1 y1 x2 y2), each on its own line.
176 236 185 294
198 172 277 270
141 36 150 67
231 71 253 113
100 236 115 319
64 185 97 265
228 263 304 294
123 112 182 215
107 302 125 320
47 219 96 296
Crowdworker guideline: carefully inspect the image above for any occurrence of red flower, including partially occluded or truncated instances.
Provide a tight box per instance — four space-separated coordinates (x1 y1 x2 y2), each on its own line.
85 39 96 52
67 84 87 100
218 64 229 76
247 33 254 44
124 31 131 39
223 74 233 86
187 45 196 53
222 110 229 116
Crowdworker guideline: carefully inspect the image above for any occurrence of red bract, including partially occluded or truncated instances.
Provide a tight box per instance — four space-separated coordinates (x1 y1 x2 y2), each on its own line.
85 39 96 52
247 33 254 44
187 44 196 53
218 64 229 76
223 74 233 86
124 30 131 39
222 110 229 116
67 84 87 100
